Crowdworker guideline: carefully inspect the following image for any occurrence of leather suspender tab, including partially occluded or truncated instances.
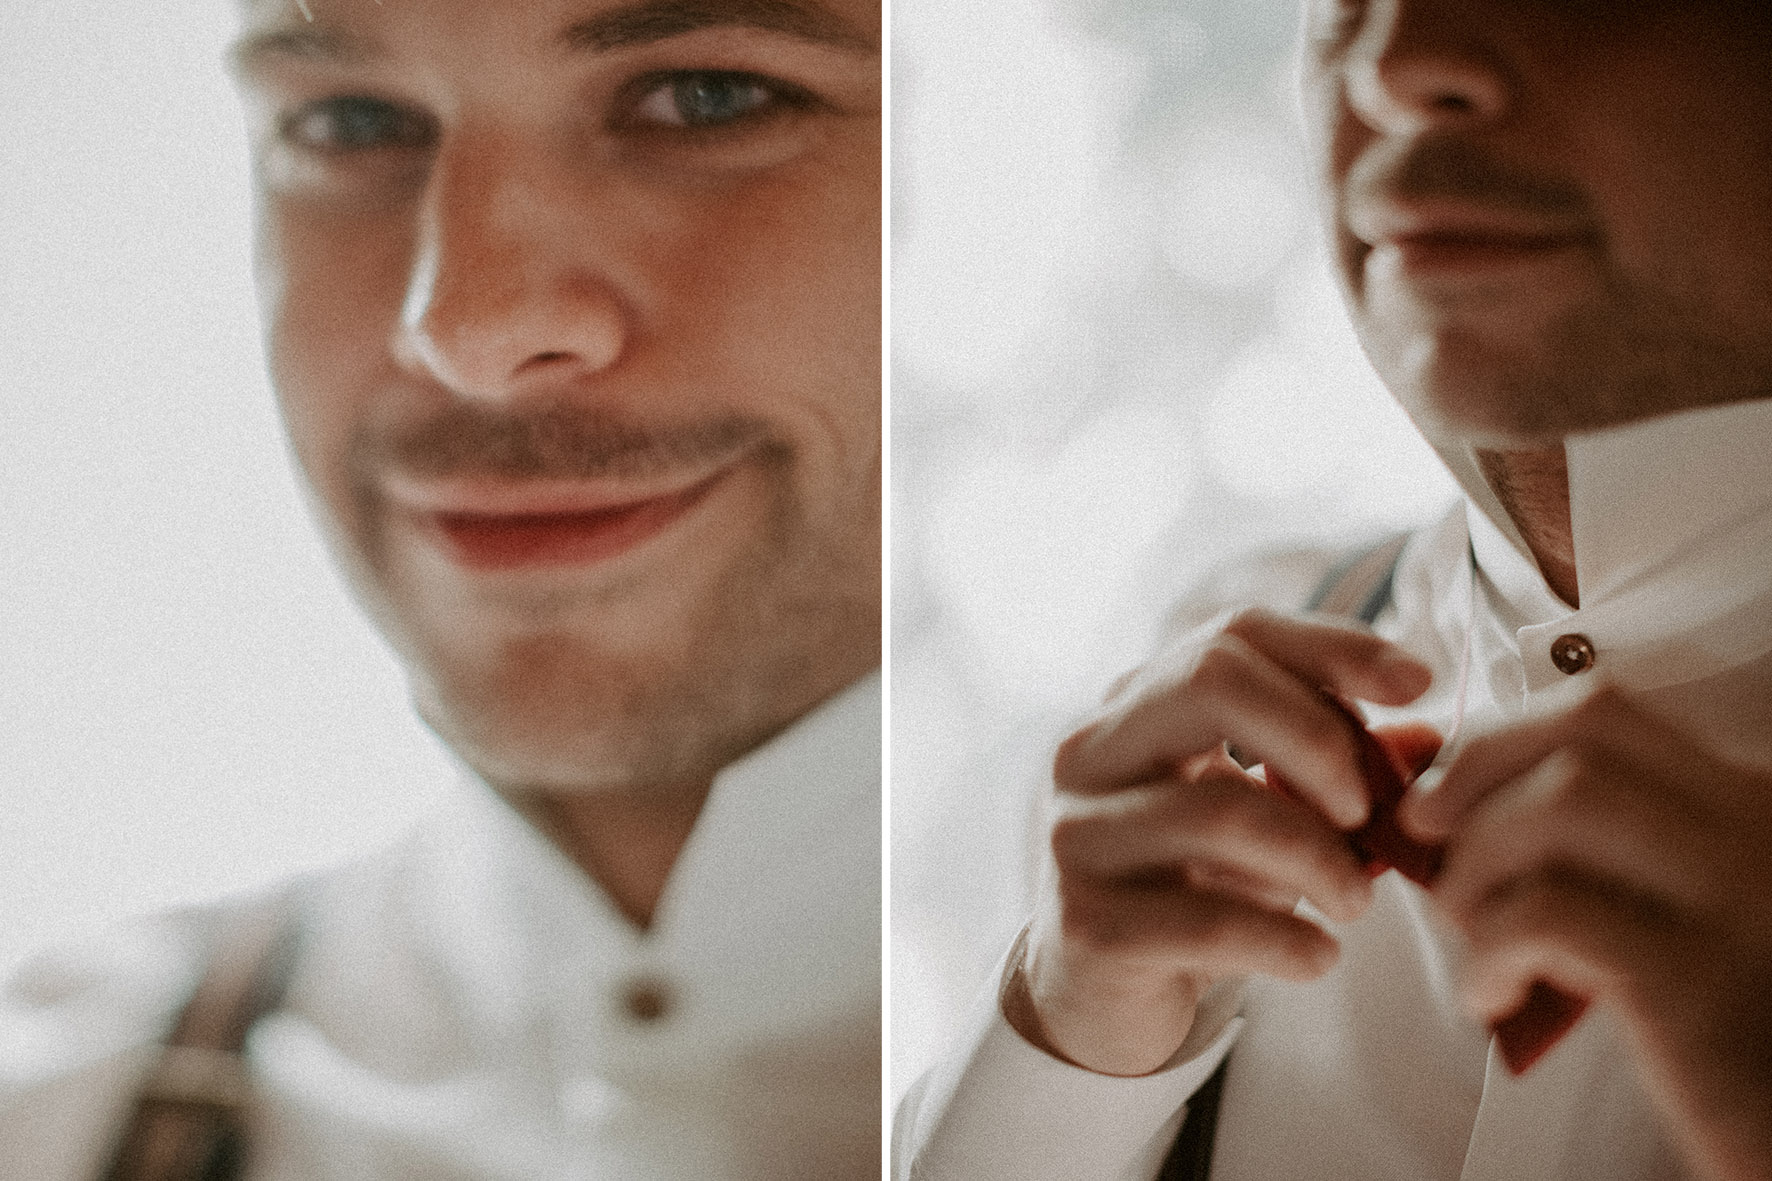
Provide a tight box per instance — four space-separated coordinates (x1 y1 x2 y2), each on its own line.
98 890 301 1181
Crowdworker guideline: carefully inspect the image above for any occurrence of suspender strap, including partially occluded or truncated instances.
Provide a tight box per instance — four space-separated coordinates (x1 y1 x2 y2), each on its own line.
99 891 301 1181
1306 532 1411 620
1154 532 1410 1180
1156 1056 1228 1181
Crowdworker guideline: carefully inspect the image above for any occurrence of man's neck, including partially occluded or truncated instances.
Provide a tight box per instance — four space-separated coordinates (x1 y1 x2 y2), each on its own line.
1475 446 1581 607
524 782 714 929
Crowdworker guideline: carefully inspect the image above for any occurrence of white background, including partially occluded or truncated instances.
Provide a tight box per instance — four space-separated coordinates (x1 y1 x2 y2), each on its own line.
0 0 457 972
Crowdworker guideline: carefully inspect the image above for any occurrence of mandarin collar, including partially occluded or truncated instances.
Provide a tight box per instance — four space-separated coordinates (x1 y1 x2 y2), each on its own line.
1439 401 1772 696
432 670 880 1048
1566 399 1772 603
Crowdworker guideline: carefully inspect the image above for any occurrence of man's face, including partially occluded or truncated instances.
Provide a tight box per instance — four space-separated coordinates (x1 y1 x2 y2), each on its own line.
1303 0 1772 446
231 0 880 796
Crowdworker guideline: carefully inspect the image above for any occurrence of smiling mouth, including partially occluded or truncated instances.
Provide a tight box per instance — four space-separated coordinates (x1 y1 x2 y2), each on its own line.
417 471 730 572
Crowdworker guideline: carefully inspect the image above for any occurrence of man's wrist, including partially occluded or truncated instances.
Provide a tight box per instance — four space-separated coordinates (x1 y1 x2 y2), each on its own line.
1000 925 1232 1077
999 927 1086 1068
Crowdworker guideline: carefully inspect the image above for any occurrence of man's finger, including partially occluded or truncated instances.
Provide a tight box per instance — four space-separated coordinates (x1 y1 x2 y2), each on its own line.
1061 608 1429 786
1226 608 1434 706
1063 631 1420 826
1402 683 1611 840
1432 745 1724 923
1405 682 1728 842
1050 771 1374 921
1457 872 1685 1028
1058 876 1342 983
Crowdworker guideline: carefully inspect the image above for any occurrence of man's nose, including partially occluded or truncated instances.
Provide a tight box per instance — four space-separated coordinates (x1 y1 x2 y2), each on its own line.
1343 0 1511 135
394 130 628 401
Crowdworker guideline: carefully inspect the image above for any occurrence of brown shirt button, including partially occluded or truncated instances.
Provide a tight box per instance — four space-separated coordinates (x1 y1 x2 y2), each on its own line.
1550 633 1596 675
619 977 672 1024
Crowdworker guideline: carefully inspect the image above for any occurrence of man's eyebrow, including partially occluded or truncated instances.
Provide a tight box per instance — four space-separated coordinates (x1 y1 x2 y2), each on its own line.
229 26 377 74
560 0 878 55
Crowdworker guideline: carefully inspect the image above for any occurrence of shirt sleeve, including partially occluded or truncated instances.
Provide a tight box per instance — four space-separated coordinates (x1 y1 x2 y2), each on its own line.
893 937 1243 1181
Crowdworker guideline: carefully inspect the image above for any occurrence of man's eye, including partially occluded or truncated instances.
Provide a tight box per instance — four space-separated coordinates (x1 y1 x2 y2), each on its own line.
630 72 802 129
278 97 436 153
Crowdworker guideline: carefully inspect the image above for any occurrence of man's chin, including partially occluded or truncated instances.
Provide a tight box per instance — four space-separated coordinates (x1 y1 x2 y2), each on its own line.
1375 334 1655 448
1402 387 1584 451
1400 371 1769 451
1364 298 1772 448
398 609 820 798
412 683 741 799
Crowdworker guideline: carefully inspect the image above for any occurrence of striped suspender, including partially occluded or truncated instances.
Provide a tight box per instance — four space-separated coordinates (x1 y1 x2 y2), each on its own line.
1154 533 1410 1181
1305 533 1411 619
98 892 301 1181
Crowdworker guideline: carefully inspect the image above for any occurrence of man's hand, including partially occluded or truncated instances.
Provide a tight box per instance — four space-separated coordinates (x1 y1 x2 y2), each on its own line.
1402 685 1772 1181
1006 608 1433 1077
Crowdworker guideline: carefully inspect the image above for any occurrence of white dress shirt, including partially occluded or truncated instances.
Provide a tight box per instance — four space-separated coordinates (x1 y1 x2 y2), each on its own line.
896 399 1772 1180
1 672 881 1181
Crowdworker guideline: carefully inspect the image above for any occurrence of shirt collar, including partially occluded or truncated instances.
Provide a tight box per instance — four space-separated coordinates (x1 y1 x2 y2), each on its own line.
1442 400 1772 694
656 668 880 964
1440 400 1772 618
432 670 880 1048
1566 399 1772 603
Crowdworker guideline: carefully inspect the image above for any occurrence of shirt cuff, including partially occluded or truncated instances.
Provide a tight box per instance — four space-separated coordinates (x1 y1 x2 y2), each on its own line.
895 936 1243 1181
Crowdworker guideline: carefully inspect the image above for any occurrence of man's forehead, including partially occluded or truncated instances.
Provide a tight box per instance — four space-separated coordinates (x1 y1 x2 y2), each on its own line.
233 0 880 64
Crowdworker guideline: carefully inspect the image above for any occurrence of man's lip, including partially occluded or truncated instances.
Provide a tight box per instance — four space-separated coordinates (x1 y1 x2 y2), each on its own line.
1349 200 1593 275
394 469 735 572
1373 231 1587 276
1346 197 1591 248
1349 210 1589 284
383 469 732 517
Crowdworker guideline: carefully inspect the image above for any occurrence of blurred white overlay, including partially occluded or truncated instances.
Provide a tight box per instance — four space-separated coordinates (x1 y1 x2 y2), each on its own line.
890 0 1459 1098
0 2 456 971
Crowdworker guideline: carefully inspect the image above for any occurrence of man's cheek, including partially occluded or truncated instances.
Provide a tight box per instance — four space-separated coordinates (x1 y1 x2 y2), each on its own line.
266 203 414 324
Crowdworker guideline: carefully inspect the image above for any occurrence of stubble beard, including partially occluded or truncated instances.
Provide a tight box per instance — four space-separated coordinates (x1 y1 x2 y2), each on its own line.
1334 134 1772 444
325 397 880 800
388 451 878 798
1357 260 1772 448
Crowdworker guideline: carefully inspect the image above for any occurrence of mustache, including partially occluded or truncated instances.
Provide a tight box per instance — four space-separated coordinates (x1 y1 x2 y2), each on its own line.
366 404 773 482
1345 135 1593 225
